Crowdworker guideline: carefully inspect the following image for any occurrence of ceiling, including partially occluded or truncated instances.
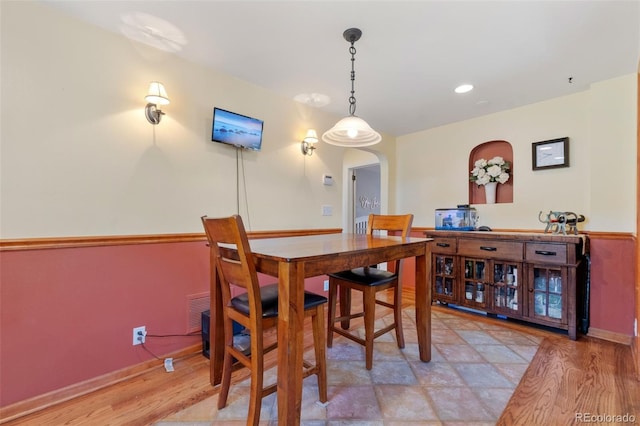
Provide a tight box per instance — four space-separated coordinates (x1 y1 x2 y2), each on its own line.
40 0 639 137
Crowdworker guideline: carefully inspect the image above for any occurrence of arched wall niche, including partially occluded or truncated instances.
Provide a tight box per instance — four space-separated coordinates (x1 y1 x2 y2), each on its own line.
469 140 514 204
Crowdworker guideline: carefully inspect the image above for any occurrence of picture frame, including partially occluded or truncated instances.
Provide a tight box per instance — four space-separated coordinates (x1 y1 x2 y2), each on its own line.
532 137 569 170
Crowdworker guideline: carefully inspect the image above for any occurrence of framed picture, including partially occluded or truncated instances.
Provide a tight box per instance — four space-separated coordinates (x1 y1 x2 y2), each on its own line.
532 137 569 170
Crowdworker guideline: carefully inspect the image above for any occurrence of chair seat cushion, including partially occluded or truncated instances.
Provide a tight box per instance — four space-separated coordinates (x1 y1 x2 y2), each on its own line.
231 283 328 318
328 267 397 286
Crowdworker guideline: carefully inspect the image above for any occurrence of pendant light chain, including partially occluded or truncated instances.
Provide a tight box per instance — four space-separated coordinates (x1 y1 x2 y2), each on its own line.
349 41 357 117
321 27 381 147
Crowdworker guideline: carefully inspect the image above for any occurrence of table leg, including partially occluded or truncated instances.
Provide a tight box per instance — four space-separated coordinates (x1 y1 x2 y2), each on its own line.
277 261 305 425
415 250 432 362
209 260 225 385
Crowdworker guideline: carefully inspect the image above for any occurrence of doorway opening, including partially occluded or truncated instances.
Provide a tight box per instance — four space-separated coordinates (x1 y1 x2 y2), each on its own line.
352 164 381 233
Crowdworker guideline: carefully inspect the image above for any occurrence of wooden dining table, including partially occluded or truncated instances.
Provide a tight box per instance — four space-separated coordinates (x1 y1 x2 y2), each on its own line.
208 232 433 425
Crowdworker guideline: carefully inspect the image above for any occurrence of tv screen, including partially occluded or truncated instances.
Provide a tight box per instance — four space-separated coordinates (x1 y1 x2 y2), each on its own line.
211 108 264 151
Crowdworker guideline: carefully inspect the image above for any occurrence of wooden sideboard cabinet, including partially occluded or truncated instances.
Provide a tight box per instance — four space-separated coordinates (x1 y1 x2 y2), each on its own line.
425 230 589 339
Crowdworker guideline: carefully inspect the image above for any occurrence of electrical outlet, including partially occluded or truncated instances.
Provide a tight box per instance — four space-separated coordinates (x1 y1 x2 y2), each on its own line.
323 279 329 292
133 326 146 345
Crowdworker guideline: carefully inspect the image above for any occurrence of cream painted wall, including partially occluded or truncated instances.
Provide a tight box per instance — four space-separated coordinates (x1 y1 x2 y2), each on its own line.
1 2 635 238
396 75 637 232
587 75 638 231
0 1 395 238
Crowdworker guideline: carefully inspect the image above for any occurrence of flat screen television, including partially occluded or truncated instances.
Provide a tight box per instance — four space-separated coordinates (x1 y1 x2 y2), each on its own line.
211 107 264 151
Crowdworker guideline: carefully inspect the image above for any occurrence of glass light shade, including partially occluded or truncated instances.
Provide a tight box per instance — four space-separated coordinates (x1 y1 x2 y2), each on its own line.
303 129 318 144
145 81 170 105
321 116 381 147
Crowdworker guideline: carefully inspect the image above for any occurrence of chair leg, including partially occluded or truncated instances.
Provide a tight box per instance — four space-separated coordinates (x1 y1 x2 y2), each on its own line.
339 285 352 329
217 349 233 409
363 287 376 370
312 305 328 403
393 284 405 348
327 281 337 347
246 331 264 426
217 321 235 410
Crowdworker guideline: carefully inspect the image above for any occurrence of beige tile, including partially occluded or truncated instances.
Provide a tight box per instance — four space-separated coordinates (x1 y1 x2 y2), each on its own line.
434 344 485 363
155 309 541 425
326 385 382 420
327 360 372 386
375 385 439 421
425 386 494 422
409 361 466 387
452 363 513 388
370 361 418 385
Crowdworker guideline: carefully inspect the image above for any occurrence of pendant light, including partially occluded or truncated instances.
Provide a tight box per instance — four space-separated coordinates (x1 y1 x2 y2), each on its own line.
322 28 381 147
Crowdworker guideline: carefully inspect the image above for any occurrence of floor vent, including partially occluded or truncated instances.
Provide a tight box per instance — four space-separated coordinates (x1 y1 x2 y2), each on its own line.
187 292 210 333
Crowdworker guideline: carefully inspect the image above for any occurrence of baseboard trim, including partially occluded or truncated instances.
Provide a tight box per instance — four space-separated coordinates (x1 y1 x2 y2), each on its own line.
0 344 201 424
587 327 633 346
633 336 640 381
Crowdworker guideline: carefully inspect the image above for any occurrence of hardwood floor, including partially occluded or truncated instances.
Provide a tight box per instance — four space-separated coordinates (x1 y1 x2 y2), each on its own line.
498 334 640 425
2 290 638 425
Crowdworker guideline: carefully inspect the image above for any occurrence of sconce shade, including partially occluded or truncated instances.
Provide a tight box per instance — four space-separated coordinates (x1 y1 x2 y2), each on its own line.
145 81 170 105
145 81 169 125
303 129 319 144
322 116 381 147
301 128 318 156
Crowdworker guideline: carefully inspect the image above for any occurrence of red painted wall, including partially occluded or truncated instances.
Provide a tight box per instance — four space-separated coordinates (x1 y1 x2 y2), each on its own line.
0 242 208 406
0 241 327 407
588 237 636 336
0 234 633 407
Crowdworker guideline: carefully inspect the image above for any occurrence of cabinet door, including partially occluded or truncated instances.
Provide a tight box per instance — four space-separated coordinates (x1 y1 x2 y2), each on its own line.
492 261 523 317
528 265 568 325
433 254 457 304
462 258 488 309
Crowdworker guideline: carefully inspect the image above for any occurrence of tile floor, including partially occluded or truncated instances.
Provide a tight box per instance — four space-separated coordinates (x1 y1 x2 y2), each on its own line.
155 306 542 425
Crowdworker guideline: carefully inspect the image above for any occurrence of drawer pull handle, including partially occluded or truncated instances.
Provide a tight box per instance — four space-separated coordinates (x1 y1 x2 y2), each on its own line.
436 242 450 247
535 250 557 256
480 246 497 252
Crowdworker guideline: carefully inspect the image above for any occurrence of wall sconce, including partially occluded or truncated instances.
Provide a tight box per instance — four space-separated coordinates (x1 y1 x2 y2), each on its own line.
301 129 318 156
144 81 170 125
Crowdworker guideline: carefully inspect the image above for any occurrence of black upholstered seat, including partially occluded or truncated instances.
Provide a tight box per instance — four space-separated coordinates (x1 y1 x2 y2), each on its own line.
231 283 328 318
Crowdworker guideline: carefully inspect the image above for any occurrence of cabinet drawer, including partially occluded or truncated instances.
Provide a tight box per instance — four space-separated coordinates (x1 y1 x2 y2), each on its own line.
458 239 524 261
431 237 457 254
526 243 568 264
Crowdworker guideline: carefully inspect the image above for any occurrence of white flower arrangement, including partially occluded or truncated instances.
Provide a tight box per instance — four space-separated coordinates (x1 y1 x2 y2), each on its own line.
470 156 510 186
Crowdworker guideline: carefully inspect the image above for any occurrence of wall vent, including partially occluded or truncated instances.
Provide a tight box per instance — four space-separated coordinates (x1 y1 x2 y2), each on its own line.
187 292 210 333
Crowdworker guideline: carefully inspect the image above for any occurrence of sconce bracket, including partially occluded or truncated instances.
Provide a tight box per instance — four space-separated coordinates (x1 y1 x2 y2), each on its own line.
301 141 316 156
145 103 164 125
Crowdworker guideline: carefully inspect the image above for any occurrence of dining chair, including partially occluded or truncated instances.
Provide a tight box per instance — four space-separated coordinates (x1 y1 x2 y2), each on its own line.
201 215 327 425
327 213 413 370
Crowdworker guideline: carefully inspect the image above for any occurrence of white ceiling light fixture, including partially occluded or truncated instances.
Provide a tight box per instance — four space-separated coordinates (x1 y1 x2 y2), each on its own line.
322 28 381 148
455 84 474 94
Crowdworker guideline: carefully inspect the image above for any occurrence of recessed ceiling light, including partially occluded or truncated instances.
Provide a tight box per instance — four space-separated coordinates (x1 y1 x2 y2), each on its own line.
454 84 474 94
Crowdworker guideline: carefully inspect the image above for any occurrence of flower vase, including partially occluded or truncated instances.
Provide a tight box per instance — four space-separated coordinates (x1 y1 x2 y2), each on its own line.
484 182 497 204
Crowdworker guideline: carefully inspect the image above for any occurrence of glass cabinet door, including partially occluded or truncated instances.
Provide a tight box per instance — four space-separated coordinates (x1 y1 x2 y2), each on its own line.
492 262 522 316
530 266 567 324
463 258 487 309
433 254 457 303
